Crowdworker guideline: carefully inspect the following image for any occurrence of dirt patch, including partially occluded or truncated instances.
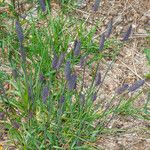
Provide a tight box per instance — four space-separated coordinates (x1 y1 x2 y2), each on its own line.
96 116 150 150
77 0 150 149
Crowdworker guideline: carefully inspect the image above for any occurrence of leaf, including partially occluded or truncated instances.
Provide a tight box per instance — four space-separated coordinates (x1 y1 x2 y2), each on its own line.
144 74 150 79
144 48 150 63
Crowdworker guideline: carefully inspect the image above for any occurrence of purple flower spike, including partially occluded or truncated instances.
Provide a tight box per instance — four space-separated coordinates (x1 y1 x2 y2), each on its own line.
80 56 86 68
116 83 129 94
122 25 132 41
28 86 33 100
74 39 81 57
128 80 145 92
15 20 24 44
68 74 77 91
52 54 58 69
92 92 97 101
28 86 32 97
105 19 113 38
60 95 65 104
65 61 71 81
39 73 44 83
95 72 101 86
99 33 105 51
0 112 4 120
56 52 65 69
39 0 46 12
93 0 101 11
42 86 49 103
19 44 26 62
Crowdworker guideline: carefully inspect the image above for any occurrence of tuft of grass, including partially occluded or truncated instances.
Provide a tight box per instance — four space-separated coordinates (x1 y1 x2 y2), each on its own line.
0 1 148 149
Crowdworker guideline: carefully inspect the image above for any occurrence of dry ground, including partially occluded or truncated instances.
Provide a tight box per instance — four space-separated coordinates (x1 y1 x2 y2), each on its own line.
77 0 150 149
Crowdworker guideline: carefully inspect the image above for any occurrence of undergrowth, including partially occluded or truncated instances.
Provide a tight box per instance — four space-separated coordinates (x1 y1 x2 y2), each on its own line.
0 0 148 149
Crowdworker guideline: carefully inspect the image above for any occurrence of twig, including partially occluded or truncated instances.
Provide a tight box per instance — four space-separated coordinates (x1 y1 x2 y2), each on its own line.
118 59 150 87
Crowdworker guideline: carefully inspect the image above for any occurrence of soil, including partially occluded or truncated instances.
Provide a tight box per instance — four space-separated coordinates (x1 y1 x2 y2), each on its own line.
78 0 150 149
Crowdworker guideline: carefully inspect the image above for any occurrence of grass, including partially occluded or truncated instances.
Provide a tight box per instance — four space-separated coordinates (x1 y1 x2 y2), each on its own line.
144 35 150 79
0 0 149 149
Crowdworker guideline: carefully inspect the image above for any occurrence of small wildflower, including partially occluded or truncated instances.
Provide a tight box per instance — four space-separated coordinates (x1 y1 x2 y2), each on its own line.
39 0 46 12
95 71 101 86
42 86 49 103
122 25 132 41
52 54 58 69
68 74 77 91
74 39 81 57
56 52 65 69
105 19 113 38
99 33 105 51
15 20 24 44
128 80 145 92
93 0 101 11
116 83 129 94
65 61 71 81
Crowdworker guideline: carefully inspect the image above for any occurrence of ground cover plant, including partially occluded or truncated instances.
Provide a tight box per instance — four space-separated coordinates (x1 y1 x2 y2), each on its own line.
0 0 149 149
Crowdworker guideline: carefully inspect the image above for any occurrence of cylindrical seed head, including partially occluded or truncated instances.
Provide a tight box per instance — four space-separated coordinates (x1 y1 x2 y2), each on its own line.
56 52 65 69
92 92 97 101
99 33 105 51
93 0 101 11
128 80 145 92
105 19 113 38
122 25 132 41
42 86 49 103
95 72 101 86
68 74 77 91
65 61 71 81
74 39 81 57
15 20 24 44
116 83 129 94
39 0 46 12
52 54 58 69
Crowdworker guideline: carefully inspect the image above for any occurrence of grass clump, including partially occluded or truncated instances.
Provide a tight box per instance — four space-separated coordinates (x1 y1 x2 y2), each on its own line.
0 15 104 148
0 1 148 149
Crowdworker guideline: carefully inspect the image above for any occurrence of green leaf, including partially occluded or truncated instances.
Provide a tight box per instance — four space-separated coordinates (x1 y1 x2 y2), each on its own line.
144 48 150 64
144 74 150 79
